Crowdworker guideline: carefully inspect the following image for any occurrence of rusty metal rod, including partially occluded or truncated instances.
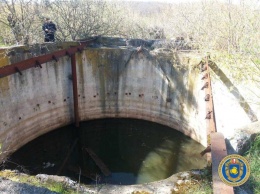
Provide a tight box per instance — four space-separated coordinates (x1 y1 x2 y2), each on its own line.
0 38 96 78
204 57 217 133
71 53 79 127
202 57 234 194
15 67 22 75
66 51 71 57
52 55 58 62
200 57 216 162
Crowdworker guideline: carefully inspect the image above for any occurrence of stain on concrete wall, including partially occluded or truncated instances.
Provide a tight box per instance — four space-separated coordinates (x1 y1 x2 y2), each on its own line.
0 42 206 162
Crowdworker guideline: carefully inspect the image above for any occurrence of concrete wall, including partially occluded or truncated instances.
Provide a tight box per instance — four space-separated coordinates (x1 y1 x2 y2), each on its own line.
210 62 260 141
0 44 207 161
1 39 259 161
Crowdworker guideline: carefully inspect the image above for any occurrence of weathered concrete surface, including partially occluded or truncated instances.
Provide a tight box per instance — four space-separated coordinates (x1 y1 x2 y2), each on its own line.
210 61 260 151
0 170 203 194
0 37 258 162
0 40 207 161
0 177 57 194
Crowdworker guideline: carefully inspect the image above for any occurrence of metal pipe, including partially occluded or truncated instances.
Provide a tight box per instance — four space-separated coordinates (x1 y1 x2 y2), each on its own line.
71 53 79 127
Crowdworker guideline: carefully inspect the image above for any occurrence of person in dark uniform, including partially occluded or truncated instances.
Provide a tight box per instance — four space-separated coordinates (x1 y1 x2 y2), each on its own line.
42 18 57 42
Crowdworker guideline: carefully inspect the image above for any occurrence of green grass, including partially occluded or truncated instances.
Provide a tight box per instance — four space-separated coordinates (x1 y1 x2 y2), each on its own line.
245 134 260 194
48 182 75 194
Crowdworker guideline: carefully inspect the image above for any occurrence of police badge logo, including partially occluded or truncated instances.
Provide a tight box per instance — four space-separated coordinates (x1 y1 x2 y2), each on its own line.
218 154 250 187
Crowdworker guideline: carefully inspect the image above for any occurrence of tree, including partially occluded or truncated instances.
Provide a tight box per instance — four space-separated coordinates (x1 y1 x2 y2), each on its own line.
0 0 43 45
46 0 124 41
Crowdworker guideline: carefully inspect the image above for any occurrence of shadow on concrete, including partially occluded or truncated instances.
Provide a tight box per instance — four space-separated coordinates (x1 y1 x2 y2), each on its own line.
209 61 258 122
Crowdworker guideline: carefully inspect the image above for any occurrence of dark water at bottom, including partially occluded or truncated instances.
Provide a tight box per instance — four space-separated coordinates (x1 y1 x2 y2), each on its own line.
4 118 207 185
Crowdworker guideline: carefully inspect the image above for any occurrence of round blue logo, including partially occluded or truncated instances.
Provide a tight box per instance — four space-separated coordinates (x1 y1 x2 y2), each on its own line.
218 154 250 187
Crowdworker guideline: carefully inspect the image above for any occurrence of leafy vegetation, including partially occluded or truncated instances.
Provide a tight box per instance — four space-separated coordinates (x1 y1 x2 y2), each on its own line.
245 134 260 194
1 0 259 87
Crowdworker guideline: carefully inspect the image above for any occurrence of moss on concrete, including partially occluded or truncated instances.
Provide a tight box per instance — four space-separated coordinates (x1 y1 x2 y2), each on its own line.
0 170 77 194
0 49 9 68
0 49 10 96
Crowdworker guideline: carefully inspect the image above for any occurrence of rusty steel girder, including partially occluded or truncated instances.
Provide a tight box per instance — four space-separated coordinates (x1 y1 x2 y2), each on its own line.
211 132 234 194
71 53 79 128
202 57 217 134
201 57 234 194
0 38 96 78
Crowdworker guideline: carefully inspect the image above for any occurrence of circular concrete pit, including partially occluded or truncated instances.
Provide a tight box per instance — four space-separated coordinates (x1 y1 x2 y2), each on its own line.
3 118 207 186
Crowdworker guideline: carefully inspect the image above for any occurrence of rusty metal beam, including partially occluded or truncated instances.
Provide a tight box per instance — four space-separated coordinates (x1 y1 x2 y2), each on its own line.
0 38 96 78
204 57 217 134
201 57 234 194
211 132 234 194
71 53 79 127
200 56 217 162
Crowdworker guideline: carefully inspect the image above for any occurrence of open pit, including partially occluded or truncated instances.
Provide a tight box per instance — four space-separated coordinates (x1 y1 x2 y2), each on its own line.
0 37 258 193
